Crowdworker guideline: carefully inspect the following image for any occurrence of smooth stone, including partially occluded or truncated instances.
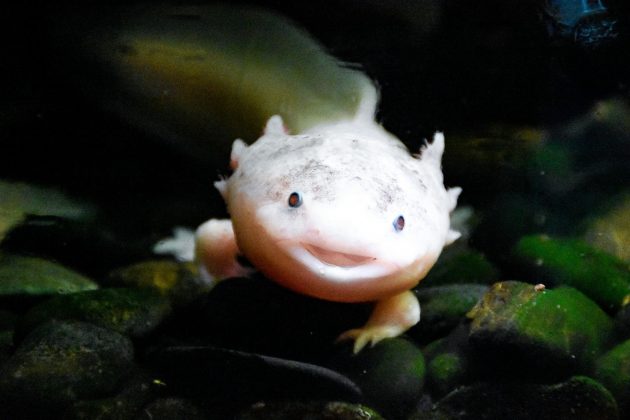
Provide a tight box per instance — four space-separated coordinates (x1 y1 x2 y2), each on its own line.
423 325 473 397
331 338 425 419
427 353 464 397
0 320 134 415
467 281 614 380
17 288 171 340
106 260 210 307
62 370 159 420
594 339 630 417
422 248 499 286
411 376 618 420
238 401 383 420
148 345 362 406
0 253 98 297
140 398 206 420
409 284 488 343
514 235 630 312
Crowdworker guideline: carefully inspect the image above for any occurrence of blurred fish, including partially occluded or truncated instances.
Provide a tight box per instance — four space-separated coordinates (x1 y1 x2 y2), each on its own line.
52 4 376 166
0 180 94 241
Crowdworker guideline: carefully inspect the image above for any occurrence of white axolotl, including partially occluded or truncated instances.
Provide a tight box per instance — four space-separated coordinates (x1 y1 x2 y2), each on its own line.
195 98 461 353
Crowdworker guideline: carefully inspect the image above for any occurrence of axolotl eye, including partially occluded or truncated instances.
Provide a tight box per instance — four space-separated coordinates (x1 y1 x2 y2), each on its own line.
288 192 303 208
393 215 405 232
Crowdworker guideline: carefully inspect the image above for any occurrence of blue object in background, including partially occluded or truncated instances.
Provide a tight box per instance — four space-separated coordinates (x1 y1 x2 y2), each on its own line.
544 0 619 47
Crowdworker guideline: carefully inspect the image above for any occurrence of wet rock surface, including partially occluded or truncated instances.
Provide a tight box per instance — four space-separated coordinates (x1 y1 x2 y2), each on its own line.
0 320 134 417
410 284 488 343
467 281 614 380
105 260 210 307
412 376 619 420
331 338 426 418
149 345 363 405
514 235 630 312
17 287 172 340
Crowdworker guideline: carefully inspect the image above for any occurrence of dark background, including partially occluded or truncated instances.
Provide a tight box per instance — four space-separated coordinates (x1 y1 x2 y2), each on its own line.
1 0 628 235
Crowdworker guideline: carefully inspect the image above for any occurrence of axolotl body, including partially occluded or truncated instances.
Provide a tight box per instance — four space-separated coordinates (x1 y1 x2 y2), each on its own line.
196 113 461 352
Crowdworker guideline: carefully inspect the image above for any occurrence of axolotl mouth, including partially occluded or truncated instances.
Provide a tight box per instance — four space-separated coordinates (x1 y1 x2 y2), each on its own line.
283 241 396 283
302 243 377 267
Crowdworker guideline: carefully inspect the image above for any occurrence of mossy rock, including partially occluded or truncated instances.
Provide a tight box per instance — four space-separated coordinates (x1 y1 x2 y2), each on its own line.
410 283 488 343
106 260 210 306
332 338 425 419
594 339 630 417
0 320 134 415
467 281 614 380
514 235 630 312
18 288 171 340
0 253 98 297
423 325 473 397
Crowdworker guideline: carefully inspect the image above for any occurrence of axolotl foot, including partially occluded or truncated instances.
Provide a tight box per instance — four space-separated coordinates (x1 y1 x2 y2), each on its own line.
337 290 421 354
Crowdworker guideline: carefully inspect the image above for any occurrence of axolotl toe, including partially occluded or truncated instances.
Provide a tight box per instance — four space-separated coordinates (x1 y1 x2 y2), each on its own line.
196 114 461 353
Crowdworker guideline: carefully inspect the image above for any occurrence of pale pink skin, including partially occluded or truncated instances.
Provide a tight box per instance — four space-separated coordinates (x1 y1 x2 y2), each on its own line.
196 115 460 352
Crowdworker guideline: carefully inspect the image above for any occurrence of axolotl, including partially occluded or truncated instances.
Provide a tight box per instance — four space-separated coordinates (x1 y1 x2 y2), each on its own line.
195 111 461 353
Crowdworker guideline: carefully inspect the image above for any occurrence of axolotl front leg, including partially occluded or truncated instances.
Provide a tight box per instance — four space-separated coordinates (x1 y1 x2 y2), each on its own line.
195 219 253 282
339 291 421 353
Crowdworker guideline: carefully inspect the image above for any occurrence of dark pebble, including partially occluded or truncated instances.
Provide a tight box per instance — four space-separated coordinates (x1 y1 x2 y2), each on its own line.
330 338 425 419
0 320 134 416
148 345 362 409
17 288 172 341
411 376 618 420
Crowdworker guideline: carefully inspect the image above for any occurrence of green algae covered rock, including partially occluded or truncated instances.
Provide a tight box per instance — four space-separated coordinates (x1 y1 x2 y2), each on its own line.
412 376 618 420
514 235 630 312
423 325 473 397
18 288 171 339
238 401 383 420
333 338 425 419
410 284 488 343
427 352 467 397
594 339 630 416
106 260 210 307
0 321 134 415
467 281 614 379
0 253 98 297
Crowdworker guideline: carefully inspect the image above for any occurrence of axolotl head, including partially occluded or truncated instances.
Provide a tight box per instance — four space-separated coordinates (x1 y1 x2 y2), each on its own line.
219 116 461 303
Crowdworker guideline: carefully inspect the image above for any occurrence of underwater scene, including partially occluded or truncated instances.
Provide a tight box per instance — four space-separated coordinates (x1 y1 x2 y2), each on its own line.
0 0 629 419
